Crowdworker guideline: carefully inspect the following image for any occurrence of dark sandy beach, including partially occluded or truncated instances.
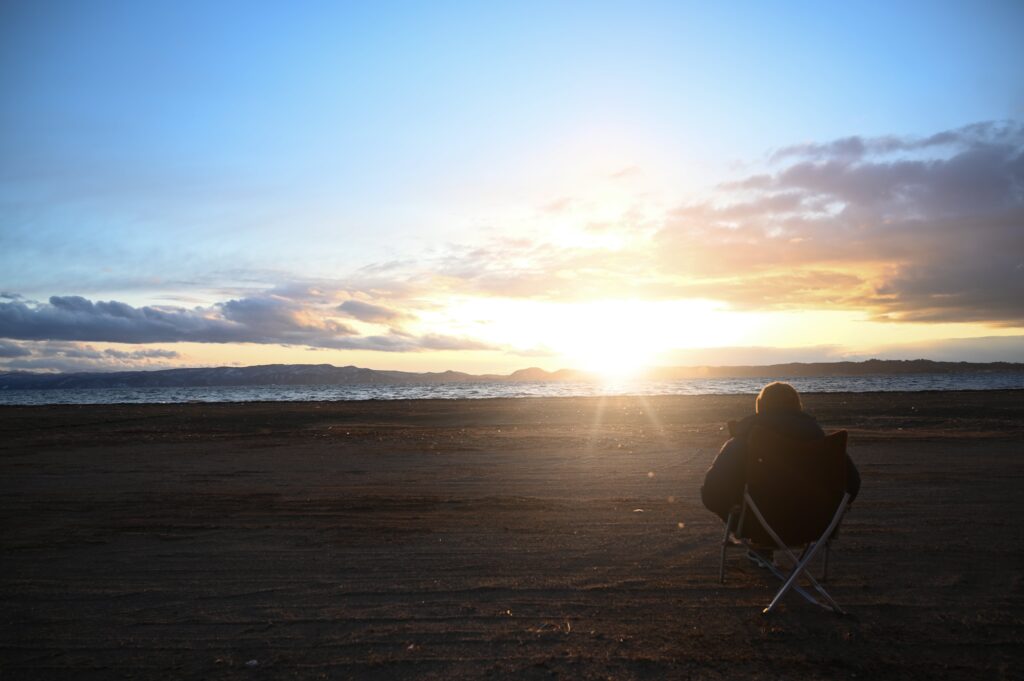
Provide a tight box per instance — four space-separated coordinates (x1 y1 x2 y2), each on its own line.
2 391 1023 679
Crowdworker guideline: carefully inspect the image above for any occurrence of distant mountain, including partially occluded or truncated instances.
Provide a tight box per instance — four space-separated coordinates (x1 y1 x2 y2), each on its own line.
0 364 591 390
0 364 457 390
649 359 1024 379
0 360 1022 390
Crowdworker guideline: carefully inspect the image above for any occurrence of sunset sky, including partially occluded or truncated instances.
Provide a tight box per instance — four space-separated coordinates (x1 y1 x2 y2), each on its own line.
2 1 1023 374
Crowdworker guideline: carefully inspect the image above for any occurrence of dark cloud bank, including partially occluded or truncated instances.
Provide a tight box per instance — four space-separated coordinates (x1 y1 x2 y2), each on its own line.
663 120 1024 324
0 293 490 353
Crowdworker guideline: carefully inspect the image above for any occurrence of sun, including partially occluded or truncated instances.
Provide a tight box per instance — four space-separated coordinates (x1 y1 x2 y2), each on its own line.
552 298 758 379
426 296 752 377
574 344 651 380
551 300 663 380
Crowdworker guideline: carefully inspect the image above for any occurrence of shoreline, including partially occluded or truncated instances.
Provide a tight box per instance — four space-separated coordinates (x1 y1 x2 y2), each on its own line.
1 385 1023 408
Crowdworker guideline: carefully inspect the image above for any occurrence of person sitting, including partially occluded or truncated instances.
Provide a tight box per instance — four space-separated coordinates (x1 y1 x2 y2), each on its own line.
700 382 861 563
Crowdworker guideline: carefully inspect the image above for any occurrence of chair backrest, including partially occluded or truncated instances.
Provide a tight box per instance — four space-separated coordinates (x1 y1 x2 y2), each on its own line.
743 426 848 546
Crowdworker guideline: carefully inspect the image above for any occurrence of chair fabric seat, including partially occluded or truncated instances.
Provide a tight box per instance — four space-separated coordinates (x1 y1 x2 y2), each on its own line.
740 426 848 546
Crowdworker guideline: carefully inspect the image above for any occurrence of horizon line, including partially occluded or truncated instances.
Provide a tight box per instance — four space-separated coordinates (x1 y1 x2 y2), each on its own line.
6 357 1024 377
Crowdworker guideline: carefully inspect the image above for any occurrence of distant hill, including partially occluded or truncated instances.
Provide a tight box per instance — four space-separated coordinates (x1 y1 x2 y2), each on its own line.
1 359 1023 390
650 359 1024 379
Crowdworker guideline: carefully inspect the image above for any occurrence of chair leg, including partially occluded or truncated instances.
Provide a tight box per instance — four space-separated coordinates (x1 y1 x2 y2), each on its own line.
763 540 842 615
823 541 830 584
751 553 822 607
719 512 734 583
745 492 851 615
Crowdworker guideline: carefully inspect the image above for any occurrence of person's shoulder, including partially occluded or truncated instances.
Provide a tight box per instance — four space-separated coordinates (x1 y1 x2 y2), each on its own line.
729 414 757 436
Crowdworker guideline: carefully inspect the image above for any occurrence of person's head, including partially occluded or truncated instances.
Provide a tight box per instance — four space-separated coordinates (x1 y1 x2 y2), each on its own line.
755 381 802 415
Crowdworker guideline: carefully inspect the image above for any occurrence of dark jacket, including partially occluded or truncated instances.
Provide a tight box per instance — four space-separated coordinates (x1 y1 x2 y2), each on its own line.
700 411 861 523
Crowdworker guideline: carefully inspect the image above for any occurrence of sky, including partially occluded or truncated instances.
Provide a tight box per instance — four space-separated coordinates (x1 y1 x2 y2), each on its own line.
1 1 1023 374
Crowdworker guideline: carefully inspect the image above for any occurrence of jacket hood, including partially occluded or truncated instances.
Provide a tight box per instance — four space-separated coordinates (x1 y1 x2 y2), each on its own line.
733 410 824 440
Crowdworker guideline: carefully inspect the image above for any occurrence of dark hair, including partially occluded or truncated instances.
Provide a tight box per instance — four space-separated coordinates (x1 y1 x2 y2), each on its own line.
755 381 802 415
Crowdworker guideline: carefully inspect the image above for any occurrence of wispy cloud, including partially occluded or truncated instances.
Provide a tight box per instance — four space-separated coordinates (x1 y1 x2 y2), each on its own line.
609 165 643 180
768 121 1021 163
665 335 1024 365
337 299 409 324
0 340 181 373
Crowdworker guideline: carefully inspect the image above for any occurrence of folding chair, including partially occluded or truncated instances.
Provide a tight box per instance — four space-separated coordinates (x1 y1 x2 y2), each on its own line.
719 425 851 615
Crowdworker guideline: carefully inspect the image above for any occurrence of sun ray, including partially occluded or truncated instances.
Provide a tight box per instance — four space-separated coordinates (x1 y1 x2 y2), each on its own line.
584 395 610 456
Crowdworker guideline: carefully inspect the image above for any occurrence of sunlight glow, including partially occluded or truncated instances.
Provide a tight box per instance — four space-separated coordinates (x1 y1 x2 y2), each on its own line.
418 297 757 376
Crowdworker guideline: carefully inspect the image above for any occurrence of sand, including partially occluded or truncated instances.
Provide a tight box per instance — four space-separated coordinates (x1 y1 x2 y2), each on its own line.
2 391 1023 679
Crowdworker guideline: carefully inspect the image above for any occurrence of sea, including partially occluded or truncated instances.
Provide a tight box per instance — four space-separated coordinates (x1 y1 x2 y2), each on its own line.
1 372 1023 405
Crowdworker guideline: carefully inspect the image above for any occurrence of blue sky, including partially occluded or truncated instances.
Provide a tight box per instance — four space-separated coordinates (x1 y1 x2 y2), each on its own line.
1 1 1023 372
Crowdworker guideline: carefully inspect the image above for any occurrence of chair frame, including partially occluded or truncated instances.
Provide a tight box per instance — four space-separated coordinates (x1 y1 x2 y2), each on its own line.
720 484 851 615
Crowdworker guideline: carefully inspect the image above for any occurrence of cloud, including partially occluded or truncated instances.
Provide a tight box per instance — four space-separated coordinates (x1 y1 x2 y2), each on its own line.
670 270 868 310
0 340 32 358
0 294 352 345
220 295 356 342
417 334 494 351
313 331 495 353
0 341 182 373
0 296 241 343
609 165 643 180
859 335 1024 363
768 121 1021 163
662 335 1024 365
656 120 1024 324
103 348 179 360
0 292 496 354
540 197 573 214
337 299 408 324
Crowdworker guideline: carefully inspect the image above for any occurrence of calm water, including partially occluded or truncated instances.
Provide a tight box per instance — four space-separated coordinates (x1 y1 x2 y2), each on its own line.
1 373 1022 405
